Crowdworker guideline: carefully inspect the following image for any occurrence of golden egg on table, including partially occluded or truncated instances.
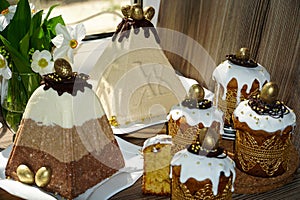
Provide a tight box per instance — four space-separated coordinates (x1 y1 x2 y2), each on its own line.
54 58 73 78
35 167 52 187
121 5 132 18
188 84 205 101
144 6 155 21
236 47 250 60
131 4 144 20
16 164 34 184
260 82 279 104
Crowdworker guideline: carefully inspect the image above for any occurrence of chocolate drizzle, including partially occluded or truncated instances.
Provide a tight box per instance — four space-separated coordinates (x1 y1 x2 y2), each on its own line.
181 99 212 109
187 143 227 159
112 17 160 43
226 54 258 68
43 72 92 96
248 95 290 118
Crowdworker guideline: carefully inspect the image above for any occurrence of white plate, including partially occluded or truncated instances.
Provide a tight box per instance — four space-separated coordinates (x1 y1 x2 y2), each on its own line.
113 75 214 135
0 136 143 200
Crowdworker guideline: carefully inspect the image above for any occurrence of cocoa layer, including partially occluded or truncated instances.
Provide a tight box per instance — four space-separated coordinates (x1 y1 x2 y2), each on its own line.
6 145 124 199
15 116 116 162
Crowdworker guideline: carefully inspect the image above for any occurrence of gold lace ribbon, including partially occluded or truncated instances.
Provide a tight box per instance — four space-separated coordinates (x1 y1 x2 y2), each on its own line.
236 130 290 176
171 175 232 200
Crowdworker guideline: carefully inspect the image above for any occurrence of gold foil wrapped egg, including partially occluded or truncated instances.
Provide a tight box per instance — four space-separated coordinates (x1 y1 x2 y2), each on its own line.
188 84 205 101
16 164 34 184
121 5 132 18
35 167 52 187
236 47 250 60
260 82 279 104
144 6 155 21
54 58 73 78
202 128 219 151
131 4 144 20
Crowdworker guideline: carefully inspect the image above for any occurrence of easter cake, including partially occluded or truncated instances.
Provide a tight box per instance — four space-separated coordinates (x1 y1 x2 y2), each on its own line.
233 82 296 177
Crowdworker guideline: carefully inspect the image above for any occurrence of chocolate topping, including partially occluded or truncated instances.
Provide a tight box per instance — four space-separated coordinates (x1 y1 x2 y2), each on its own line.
187 143 226 159
248 95 290 118
226 54 258 68
181 99 212 109
112 17 160 43
43 72 92 96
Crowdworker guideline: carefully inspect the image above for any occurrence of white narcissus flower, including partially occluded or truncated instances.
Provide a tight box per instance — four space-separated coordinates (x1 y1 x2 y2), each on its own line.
51 23 86 63
31 50 54 75
0 5 17 31
0 54 11 79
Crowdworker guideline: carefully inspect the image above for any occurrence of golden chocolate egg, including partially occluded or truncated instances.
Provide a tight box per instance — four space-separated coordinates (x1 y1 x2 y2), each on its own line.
188 84 205 101
144 6 155 21
16 164 34 184
131 4 144 20
260 82 279 104
54 58 73 78
35 167 52 187
121 5 132 18
236 47 250 60
202 129 219 150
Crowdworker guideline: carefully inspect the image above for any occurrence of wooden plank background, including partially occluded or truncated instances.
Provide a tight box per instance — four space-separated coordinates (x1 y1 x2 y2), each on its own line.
157 0 300 151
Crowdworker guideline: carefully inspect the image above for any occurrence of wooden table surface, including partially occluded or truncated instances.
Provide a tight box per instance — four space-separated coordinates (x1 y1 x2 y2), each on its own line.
0 122 300 200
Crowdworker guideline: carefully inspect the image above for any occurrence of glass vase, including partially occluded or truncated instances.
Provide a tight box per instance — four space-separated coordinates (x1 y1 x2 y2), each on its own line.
1 72 41 133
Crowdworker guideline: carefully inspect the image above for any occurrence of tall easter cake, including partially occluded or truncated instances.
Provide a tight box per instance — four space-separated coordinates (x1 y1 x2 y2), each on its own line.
142 134 172 195
170 130 236 199
89 4 185 128
233 82 296 177
167 84 224 154
212 48 270 132
5 59 125 199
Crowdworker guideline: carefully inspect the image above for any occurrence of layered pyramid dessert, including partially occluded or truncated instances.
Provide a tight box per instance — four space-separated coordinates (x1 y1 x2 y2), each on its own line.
212 48 270 131
5 59 125 199
89 4 186 127
233 82 296 177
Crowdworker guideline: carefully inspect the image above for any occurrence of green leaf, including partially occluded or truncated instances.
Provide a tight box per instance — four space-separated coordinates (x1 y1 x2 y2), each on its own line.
0 0 10 11
44 4 60 21
30 10 43 36
0 35 31 73
20 32 30 60
7 0 31 49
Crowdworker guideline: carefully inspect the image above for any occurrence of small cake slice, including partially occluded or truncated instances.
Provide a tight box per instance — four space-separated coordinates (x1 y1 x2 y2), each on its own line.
142 134 172 195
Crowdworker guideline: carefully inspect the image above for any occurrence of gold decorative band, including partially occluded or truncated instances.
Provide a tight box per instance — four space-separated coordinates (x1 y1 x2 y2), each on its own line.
171 175 232 200
236 130 290 176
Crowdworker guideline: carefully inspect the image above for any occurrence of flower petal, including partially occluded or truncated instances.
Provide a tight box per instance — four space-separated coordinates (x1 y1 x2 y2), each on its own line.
55 23 71 40
51 34 65 48
74 23 86 42
2 66 12 79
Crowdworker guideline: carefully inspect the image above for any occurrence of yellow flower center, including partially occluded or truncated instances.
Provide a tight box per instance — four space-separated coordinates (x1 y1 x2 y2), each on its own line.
38 58 48 68
1 8 9 15
69 39 78 49
0 59 5 69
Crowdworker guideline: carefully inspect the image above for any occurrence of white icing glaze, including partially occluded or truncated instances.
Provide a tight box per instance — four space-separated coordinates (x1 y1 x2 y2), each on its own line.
167 104 224 135
142 134 172 150
212 60 270 102
234 100 296 133
170 149 236 196
23 86 106 128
